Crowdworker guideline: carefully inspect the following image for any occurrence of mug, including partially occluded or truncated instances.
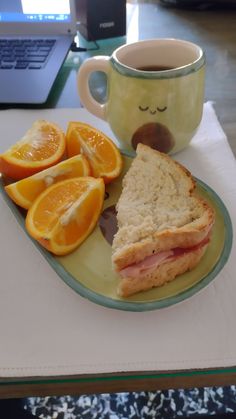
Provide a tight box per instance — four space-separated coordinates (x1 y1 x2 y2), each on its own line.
77 38 205 154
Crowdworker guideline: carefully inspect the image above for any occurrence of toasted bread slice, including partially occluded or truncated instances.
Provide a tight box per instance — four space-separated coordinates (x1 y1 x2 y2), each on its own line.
112 144 215 297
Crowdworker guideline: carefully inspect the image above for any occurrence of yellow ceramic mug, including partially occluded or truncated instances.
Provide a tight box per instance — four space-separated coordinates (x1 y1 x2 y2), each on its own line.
77 38 205 154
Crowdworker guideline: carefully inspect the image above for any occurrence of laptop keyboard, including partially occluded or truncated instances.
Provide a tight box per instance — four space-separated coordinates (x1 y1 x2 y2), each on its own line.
0 39 56 70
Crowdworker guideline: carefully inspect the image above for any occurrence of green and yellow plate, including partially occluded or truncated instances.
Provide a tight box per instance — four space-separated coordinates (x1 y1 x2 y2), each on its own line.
0 155 233 312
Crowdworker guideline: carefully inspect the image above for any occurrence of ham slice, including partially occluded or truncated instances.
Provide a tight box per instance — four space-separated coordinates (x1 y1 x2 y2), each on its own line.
119 235 210 279
119 250 174 278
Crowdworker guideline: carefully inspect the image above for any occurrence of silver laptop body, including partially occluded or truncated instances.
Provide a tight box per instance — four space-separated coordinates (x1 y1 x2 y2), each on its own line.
0 0 77 104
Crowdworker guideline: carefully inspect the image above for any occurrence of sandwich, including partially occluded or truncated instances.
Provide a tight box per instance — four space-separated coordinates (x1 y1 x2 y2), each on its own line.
112 144 215 297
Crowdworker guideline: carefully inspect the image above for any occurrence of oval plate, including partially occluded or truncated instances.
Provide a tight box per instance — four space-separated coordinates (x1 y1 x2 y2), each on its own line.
0 156 233 312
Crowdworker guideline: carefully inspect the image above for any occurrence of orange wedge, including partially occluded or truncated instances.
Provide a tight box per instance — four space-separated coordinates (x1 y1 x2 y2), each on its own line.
25 177 105 256
0 120 66 180
5 155 91 210
66 122 122 184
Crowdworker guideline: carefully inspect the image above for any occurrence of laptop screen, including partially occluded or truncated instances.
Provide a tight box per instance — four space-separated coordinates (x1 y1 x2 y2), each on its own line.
0 0 71 23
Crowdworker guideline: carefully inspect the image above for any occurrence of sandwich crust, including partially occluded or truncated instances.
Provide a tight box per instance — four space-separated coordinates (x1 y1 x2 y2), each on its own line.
112 144 215 296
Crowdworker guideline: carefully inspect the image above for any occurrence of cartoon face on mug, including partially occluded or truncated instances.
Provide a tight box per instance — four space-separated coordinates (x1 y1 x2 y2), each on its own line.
106 74 185 154
132 101 175 153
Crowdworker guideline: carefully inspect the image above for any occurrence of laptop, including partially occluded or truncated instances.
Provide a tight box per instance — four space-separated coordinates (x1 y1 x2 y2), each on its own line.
0 0 77 104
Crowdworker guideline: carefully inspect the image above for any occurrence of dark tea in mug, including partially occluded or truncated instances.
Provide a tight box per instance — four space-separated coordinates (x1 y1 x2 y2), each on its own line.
136 65 175 71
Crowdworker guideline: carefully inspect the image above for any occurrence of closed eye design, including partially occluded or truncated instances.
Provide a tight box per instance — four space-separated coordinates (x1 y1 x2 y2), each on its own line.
139 105 149 111
139 105 168 113
157 106 167 112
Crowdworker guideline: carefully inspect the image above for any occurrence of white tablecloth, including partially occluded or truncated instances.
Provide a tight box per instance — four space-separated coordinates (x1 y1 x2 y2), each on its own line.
0 102 235 377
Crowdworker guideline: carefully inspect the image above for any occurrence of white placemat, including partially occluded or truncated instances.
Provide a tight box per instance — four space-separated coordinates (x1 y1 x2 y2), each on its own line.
0 102 235 377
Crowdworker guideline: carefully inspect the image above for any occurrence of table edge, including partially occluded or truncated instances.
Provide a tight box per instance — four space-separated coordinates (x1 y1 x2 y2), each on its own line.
1 367 236 399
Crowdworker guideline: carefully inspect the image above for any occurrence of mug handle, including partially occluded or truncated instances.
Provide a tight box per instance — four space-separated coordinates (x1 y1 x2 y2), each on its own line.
77 56 110 121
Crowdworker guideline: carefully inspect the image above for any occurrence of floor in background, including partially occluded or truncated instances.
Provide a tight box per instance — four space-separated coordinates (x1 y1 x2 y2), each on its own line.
24 386 236 418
